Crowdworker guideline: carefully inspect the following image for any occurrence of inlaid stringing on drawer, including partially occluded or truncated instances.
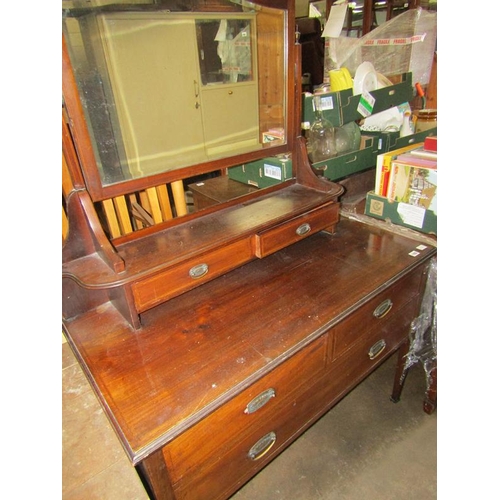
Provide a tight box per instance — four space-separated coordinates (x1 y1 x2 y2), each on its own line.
254 202 339 258
329 300 419 388
132 237 254 313
163 335 328 484
331 268 423 359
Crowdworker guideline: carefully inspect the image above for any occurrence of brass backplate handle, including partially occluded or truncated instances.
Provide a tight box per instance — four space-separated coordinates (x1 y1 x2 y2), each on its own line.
296 222 311 236
244 388 276 414
373 298 393 319
189 263 209 279
368 339 387 360
248 431 277 461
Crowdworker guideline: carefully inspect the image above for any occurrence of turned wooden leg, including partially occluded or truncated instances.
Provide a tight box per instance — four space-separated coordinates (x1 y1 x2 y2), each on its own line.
390 339 410 403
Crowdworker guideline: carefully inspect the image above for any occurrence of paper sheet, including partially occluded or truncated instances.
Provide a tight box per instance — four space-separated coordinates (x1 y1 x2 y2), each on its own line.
321 3 348 38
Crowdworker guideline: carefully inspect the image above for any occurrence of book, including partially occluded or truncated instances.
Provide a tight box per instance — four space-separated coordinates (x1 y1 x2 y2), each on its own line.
395 151 437 169
386 161 437 216
407 146 437 160
424 136 437 152
374 142 424 196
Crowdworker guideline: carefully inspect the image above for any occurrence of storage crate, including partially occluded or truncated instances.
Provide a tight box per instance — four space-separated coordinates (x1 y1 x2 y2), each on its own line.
302 72 413 128
364 127 437 154
311 135 379 181
228 156 293 188
365 191 437 235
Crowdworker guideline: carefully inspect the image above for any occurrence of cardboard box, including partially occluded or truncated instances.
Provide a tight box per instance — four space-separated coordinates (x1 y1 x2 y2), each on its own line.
364 127 437 154
311 135 379 181
302 72 413 128
228 157 293 188
365 191 437 235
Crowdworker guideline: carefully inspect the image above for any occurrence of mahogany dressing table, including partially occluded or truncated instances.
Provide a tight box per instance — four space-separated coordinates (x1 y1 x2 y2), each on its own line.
62 1 436 498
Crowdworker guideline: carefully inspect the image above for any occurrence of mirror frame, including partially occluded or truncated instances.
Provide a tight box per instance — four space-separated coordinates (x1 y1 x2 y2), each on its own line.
62 0 297 203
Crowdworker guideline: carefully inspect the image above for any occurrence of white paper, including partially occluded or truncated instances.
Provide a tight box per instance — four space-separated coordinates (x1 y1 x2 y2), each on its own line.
321 3 348 38
397 203 425 229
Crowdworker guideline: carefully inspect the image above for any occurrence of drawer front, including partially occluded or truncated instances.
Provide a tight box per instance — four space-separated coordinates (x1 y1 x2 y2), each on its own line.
163 335 328 484
171 303 417 500
330 300 418 389
254 202 339 258
170 362 338 500
331 267 423 359
132 238 254 313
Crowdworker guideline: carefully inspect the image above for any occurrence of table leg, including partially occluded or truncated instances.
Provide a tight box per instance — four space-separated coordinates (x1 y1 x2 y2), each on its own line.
390 339 410 403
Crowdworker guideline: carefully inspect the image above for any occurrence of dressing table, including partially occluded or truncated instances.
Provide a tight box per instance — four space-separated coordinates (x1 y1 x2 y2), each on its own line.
62 1 436 498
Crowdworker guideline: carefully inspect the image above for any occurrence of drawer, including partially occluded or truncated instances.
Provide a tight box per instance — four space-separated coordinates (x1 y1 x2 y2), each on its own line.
132 238 254 313
329 300 417 392
253 202 339 258
163 335 328 485
170 359 338 500
331 268 423 360
171 303 417 500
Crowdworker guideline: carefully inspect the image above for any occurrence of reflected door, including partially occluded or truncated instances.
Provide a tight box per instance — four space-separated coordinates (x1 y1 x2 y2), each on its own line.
99 14 207 177
202 82 259 158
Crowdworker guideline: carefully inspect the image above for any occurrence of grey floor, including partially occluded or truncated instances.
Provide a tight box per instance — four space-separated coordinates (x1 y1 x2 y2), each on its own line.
63 342 436 499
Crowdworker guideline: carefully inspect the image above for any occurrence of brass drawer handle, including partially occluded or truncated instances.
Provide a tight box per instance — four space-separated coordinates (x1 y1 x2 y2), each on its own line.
248 431 277 461
373 299 393 319
189 263 209 279
368 339 387 360
244 388 276 414
296 222 311 236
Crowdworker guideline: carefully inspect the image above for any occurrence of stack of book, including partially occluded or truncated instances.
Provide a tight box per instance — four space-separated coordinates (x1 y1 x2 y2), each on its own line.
374 136 437 215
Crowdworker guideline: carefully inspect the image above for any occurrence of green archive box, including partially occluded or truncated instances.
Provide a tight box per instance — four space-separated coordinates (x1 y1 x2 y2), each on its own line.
364 127 437 154
228 157 293 188
311 135 379 181
302 73 413 128
365 191 437 235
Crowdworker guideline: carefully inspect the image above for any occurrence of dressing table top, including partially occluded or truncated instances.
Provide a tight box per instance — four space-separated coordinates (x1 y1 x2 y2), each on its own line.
63 217 436 463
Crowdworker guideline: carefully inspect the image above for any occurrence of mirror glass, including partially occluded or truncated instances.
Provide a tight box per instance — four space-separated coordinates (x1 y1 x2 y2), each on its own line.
62 0 287 187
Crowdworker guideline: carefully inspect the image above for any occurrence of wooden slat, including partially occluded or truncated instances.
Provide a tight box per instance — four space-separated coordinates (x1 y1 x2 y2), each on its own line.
128 193 143 230
145 187 163 224
114 195 133 235
171 180 187 217
131 202 154 227
156 184 173 221
102 198 122 239
62 206 69 241
139 191 151 215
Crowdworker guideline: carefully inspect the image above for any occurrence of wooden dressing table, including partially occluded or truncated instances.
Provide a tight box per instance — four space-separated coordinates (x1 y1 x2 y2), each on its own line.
62 1 436 498
63 218 435 499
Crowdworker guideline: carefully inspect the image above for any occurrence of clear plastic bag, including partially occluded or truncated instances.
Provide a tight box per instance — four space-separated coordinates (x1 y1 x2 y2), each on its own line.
325 8 437 86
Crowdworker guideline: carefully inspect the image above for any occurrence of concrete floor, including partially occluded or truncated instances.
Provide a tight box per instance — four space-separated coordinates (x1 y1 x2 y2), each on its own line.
62 342 436 500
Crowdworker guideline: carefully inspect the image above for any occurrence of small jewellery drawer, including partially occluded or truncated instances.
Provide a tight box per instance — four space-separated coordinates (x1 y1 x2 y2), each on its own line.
163 335 327 484
254 202 339 258
132 238 254 313
331 268 423 360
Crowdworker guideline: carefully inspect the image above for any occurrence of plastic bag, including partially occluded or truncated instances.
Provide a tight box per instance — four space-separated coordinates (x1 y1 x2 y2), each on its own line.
325 7 437 86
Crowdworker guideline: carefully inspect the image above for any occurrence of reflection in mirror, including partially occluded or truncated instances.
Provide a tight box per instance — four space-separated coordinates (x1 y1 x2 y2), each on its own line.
62 0 287 188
